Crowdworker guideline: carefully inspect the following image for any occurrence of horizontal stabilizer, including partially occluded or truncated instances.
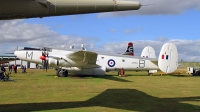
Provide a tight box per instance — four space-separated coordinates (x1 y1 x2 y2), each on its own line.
141 46 156 58
158 43 178 74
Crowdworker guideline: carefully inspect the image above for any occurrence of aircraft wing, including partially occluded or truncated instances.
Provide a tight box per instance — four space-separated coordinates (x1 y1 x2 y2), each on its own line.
0 59 15 64
66 50 98 67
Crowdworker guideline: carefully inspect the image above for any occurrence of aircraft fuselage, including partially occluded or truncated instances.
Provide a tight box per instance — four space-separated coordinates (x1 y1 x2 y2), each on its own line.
14 48 159 72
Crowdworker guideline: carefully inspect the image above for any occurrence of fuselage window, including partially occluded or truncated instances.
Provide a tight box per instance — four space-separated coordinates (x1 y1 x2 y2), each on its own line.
122 59 125 62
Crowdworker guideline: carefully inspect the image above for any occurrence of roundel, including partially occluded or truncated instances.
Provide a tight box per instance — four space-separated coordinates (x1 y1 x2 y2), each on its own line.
108 59 116 67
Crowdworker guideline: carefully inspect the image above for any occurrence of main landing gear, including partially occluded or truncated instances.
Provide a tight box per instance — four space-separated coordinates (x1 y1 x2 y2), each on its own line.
56 69 68 77
118 68 125 77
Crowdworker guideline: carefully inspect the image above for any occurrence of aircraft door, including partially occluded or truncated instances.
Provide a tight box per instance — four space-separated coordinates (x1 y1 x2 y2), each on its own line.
132 61 138 68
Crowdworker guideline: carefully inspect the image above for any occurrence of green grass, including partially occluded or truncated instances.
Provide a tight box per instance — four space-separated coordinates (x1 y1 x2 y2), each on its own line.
0 69 200 112
179 62 200 69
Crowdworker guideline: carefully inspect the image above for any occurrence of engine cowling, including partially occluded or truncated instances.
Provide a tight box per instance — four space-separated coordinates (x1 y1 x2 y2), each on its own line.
80 67 106 75
48 58 67 67
64 66 106 75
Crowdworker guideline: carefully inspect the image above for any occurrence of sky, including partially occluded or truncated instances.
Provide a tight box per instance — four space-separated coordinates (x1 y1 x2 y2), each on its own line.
0 0 200 62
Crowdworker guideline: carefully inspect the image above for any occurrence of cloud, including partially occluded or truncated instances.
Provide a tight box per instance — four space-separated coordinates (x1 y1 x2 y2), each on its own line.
108 28 142 34
109 29 118 32
1 20 200 62
0 20 57 43
95 39 200 62
97 0 200 17
155 37 169 42
0 20 96 53
124 28 143 34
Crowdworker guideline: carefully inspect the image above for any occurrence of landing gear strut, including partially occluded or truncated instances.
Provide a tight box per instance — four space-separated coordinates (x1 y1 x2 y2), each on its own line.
56 69 68 77
118 68 125 77
148 73 153 76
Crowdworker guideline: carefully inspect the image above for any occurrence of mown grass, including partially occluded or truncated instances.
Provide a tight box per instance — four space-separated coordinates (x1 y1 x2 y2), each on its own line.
0 69 200 112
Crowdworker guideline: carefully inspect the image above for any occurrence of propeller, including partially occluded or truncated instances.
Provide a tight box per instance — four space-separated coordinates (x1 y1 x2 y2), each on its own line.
40 47 49 72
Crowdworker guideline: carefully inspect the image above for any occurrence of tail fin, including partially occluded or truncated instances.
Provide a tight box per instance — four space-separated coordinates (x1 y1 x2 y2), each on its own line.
123 42 134 56
141 46 156 58
158 43 178 74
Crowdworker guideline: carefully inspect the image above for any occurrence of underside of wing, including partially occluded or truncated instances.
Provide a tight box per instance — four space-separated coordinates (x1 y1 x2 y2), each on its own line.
0 59 15 64
66 50 98 65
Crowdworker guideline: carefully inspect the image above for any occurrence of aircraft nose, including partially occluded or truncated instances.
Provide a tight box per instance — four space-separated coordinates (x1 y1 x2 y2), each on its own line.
14 51 18 56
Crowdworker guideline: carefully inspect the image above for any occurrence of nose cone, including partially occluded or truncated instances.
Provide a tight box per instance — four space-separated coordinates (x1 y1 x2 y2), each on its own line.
14 51 18 57
40 56 46 60
14 51 24 59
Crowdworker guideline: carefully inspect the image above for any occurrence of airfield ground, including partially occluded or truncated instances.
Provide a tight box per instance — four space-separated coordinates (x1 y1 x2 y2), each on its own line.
0 69 200 112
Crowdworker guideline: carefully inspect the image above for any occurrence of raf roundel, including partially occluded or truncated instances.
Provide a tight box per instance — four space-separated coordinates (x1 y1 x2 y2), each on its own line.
108 59 116 67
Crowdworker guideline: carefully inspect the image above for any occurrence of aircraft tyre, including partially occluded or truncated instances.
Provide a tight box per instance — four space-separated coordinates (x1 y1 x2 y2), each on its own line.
57 69 64 77
198 70 200 76
194 70 198 76
63 70 68 77
56 69 61 77
118 71 120 76
57 69 68 77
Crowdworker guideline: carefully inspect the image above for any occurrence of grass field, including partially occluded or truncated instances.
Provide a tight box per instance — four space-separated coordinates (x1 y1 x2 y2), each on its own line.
0 69 200 112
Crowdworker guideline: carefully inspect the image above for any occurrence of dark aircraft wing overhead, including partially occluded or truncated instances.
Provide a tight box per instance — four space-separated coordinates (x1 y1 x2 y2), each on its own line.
0 0 141 20
0 58 15 64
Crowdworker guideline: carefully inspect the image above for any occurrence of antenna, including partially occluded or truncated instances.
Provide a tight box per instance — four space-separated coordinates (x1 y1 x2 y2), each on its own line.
70 45 74 49
81 43 85 50
141 4 156 6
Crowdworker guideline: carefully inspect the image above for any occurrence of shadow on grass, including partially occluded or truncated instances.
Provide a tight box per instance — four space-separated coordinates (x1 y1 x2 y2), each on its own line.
1 89 200 112
69 74 132 82
45 73 132 82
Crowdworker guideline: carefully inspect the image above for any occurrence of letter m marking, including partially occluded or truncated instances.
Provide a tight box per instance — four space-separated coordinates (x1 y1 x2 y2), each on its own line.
26 52 33 60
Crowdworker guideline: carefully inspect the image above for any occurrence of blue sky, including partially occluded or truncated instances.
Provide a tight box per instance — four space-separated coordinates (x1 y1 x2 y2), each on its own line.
24 9 199 42
0 0 200 61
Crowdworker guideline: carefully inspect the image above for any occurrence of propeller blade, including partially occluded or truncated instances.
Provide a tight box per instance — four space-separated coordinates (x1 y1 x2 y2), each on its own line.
46 60 48 72
5 53 14 54
42 60 45 71
40 47 49 72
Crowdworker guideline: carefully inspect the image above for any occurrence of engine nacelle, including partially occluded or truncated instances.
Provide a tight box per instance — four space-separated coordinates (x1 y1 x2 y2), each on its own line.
63 66 106 75
48 58 67 67
80 67 106 75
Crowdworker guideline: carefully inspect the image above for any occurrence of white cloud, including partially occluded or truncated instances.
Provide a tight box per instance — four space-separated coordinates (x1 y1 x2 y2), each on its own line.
0 20 57 43
1 20 200 62
124 28 143 34
108 28 143 34
109 29 118 32
97 0 200 17
0 20 96 53
95 39 200 62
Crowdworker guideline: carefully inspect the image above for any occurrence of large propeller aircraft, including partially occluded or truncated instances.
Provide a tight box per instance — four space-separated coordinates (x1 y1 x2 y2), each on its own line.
0 0 141 20
14 43 179 77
